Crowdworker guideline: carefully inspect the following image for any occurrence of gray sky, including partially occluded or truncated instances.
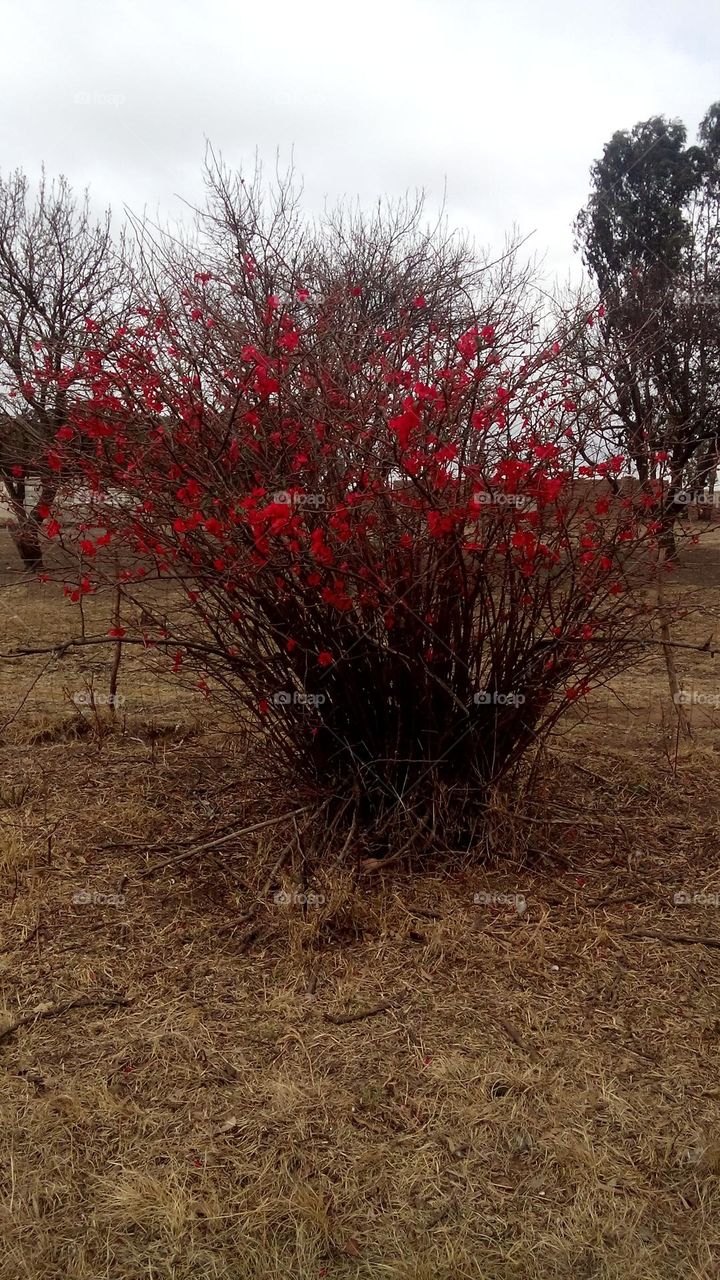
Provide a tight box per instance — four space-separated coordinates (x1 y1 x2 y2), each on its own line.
0 0 718 283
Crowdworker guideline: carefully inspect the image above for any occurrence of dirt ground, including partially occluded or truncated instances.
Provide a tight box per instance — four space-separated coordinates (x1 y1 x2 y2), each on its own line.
3 528 720 1279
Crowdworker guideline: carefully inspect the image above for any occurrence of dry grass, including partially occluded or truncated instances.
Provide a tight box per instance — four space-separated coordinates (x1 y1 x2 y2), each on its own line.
3 531 720 1278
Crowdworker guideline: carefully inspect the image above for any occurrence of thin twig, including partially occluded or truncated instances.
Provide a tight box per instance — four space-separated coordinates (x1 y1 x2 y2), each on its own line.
494 1014 540 1063
306 958 322 996
0 922 41 955
623 929 720 950
232 833 298 925
360 833 417 875
0 994 131 1045
236 924 264 953
108 580 123 718
3 631 718 661
324 999 396 1025
136 808 310 879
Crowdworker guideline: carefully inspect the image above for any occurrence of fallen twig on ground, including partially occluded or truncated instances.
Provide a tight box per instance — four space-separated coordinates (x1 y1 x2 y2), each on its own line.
494 1014 540 1063
136 808 310 879
0 993 131 1045
623 929 720 949
306 958 322 996
324 999 396 1025
0 921 41 954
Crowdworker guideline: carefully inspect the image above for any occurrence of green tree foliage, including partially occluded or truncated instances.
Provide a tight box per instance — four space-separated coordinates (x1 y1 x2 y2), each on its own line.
575 105 720 538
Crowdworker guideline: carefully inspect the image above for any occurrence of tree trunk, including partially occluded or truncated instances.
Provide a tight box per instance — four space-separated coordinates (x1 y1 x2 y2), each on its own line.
659 510 679 565
1 472 58 574
8 521 44 572
656 548 691 740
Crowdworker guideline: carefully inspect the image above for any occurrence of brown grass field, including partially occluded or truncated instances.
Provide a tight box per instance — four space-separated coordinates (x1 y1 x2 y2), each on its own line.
3 528 720 1279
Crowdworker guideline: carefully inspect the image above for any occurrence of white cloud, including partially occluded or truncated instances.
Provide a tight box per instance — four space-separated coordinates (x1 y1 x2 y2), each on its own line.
1 0 718 283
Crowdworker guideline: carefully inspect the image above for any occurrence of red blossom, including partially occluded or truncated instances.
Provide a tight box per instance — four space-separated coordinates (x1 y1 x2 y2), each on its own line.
456 327 479 361
388 400 420 451
427 510 456 538
310 528 334 565
278 330 300 353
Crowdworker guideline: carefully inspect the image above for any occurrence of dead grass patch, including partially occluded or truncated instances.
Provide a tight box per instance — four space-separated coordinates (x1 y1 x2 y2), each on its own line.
2 535 720 1277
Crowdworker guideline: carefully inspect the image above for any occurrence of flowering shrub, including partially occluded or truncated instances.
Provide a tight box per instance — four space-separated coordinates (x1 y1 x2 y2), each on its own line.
28 182 660 847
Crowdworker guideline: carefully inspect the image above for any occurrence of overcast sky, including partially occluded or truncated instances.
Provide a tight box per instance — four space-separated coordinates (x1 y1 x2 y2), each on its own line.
0 0 718 286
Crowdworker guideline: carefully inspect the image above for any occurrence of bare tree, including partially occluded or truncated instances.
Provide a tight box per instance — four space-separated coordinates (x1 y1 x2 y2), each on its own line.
0 169 129 570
